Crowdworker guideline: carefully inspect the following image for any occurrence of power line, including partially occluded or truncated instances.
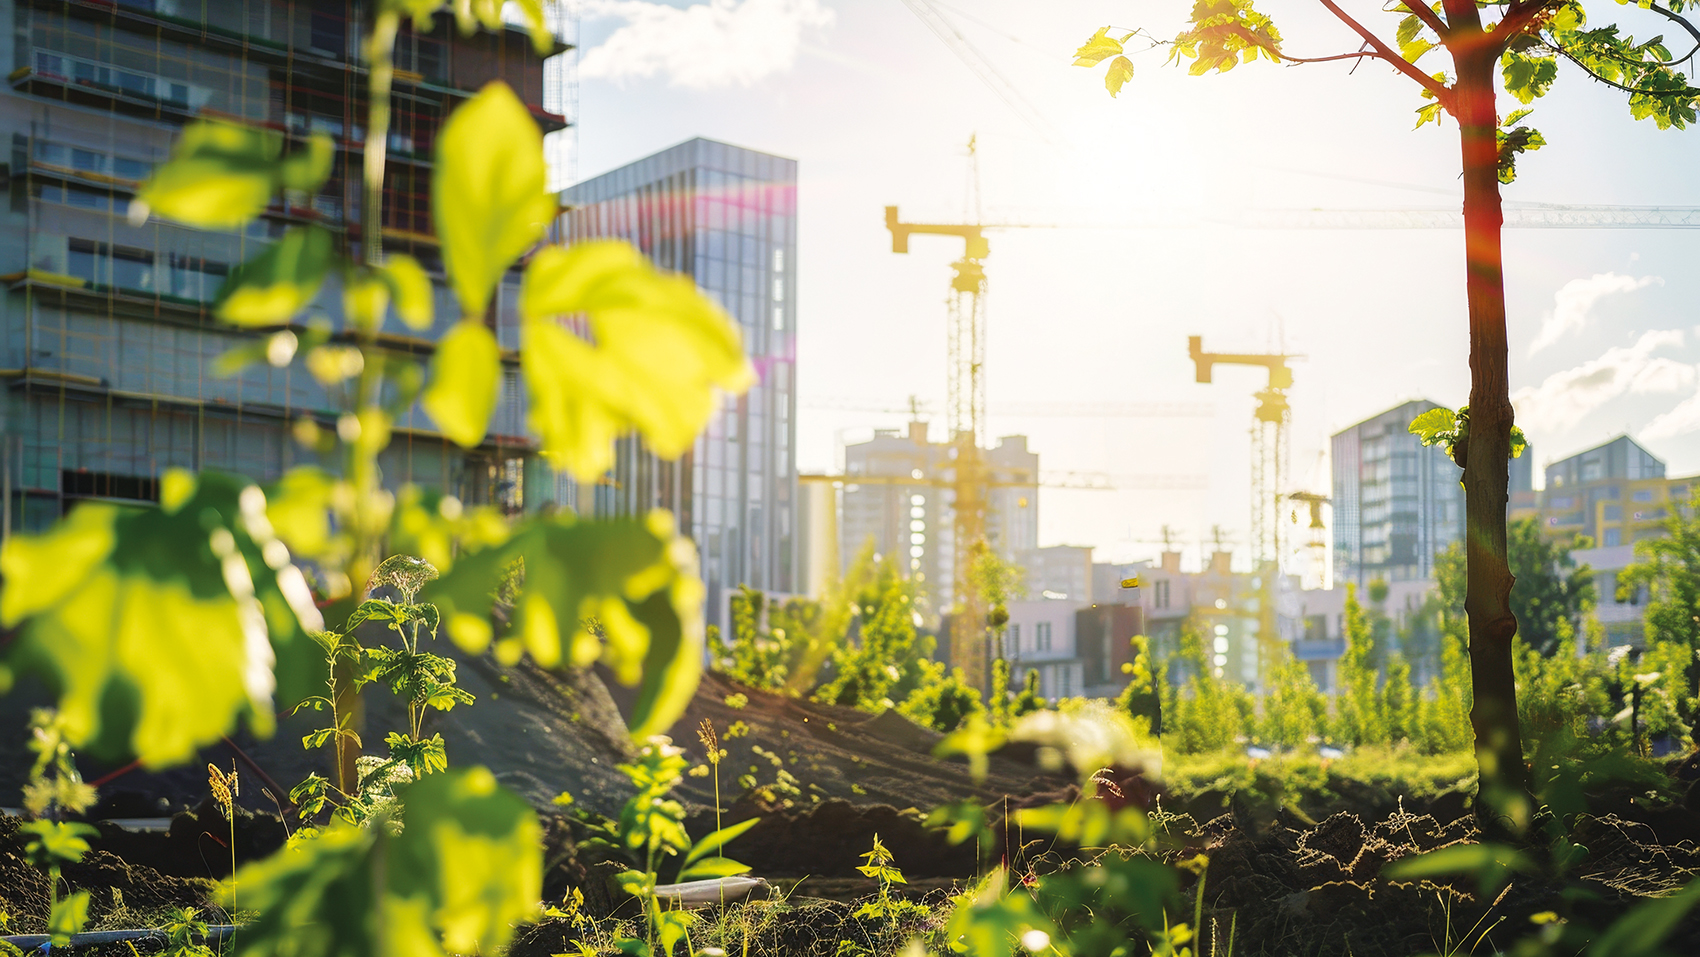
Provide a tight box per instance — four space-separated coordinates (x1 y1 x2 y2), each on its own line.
896 0 1061 143
801 397 1215 417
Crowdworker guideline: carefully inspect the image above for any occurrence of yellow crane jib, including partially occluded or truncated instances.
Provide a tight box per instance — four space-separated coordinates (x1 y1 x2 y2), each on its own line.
1187 335 1296 389
884 206 991 259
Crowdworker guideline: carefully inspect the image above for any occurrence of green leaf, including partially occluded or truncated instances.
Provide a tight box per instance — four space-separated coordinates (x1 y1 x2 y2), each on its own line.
682 816 760 867
47 890 90 947
1105 55 1135 96
1381 842 1535 896
383 255 436 331
1407 407 1458 446
1586 877 1700 957
519 241 755 483
135 123 332 230
20 821 100 868
422 321 503 448
676 856 753 881
0 471 325 765
433 81 556 318
215 226 336 327
1073 26 1125 66
653 909 695 957
227 767 540 957
422 511 704 739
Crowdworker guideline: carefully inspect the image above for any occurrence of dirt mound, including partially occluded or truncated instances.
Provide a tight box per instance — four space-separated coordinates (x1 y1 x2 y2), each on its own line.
683 798 975 879
0 818 214 934
625 670 1070 815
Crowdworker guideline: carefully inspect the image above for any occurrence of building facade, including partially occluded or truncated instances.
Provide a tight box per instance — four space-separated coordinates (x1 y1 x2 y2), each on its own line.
560 138 799 625
1509 436 1697 645
1020 544 1093 602
839 418 1038 614
4 0 568 535
1332 399 1464 586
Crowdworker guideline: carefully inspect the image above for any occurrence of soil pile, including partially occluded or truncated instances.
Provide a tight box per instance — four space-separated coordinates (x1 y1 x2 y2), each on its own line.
621 669 1070 814
0 818 216 935
1157 805 1700 957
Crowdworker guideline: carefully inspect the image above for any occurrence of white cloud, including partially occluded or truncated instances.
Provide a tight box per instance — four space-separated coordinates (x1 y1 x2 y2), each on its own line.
1512 329 1688 431
1527 272 1661 355
580 0 833 88
1642 365 1700 440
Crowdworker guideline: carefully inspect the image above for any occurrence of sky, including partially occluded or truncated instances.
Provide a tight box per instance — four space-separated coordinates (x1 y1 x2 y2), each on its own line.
567 0 1700 572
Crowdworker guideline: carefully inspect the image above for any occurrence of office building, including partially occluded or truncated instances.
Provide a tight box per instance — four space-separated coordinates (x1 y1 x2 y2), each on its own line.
1332 400 1464 586
1020 544 1093 602
560 138 799 624
1508 436 1697 645
839 418 1037 613
4 0 569 533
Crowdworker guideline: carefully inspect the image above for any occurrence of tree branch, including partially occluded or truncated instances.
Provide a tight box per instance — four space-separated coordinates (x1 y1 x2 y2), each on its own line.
1547 40 1700 96
1495 0 1561 48
1318 0 1457 108
1648 2 1700 67
1394 0 1453 42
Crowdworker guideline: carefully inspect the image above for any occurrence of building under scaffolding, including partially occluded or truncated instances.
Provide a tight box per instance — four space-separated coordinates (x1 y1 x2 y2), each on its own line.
2 0 572 534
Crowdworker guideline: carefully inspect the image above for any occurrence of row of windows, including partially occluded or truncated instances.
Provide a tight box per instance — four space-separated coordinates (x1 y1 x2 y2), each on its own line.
62 238 228 301
33 139 155 181
34 50 211 111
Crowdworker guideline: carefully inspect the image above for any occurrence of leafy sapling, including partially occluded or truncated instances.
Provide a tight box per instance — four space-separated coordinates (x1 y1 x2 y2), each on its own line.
854 834 928 929
19 709 98 946
19 818 97 946
290 554 472 830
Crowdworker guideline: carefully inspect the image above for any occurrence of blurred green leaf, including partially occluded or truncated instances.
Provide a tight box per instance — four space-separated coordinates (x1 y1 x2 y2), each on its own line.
47 890 90 947
265 467 342 564
423 511 703 738
1382 842 1535 896
433 81 555 318
1586 877 1700 957
933 714 1005 782
383 255 436 331
226 767 540 957
216 226 336 327
19 821 99 868
0 471 325 765
422 321 502 448
519 241 754 483
136 123 331 230
945 869 1055 957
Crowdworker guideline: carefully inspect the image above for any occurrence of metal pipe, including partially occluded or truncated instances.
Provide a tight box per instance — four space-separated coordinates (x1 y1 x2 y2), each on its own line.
3 925 236 952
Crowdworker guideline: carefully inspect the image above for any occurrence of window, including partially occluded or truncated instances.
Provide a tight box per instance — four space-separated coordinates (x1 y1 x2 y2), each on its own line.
1007 623 1019 654
1036 621 1052 652
310 12 348 55
1604 528 1622 546
1153 579 1170 609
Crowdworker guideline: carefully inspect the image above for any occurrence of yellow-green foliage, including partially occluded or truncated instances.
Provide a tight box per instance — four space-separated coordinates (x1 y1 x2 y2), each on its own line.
1336 583 1387 746
1257 657 1323 751
1164 746 1478 808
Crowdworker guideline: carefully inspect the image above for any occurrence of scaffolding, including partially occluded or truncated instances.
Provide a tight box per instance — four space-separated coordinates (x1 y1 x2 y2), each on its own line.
4 0 575 537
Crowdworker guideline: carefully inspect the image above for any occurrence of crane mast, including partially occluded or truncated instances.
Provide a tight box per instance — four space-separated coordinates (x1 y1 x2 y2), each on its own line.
1189 336 1298 691
885 204 993 693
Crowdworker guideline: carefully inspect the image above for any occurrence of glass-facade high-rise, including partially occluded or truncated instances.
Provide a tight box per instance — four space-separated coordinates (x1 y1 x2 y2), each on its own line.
1 0 571 535
1331 399 1463 585
560 138 798 626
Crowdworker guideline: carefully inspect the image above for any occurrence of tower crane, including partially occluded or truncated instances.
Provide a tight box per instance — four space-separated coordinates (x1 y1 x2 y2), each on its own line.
883 204 994 692
1188 335 1299 690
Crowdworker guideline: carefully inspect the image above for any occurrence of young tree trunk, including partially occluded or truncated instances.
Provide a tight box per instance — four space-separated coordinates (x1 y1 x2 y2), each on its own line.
1452 40 1532 823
